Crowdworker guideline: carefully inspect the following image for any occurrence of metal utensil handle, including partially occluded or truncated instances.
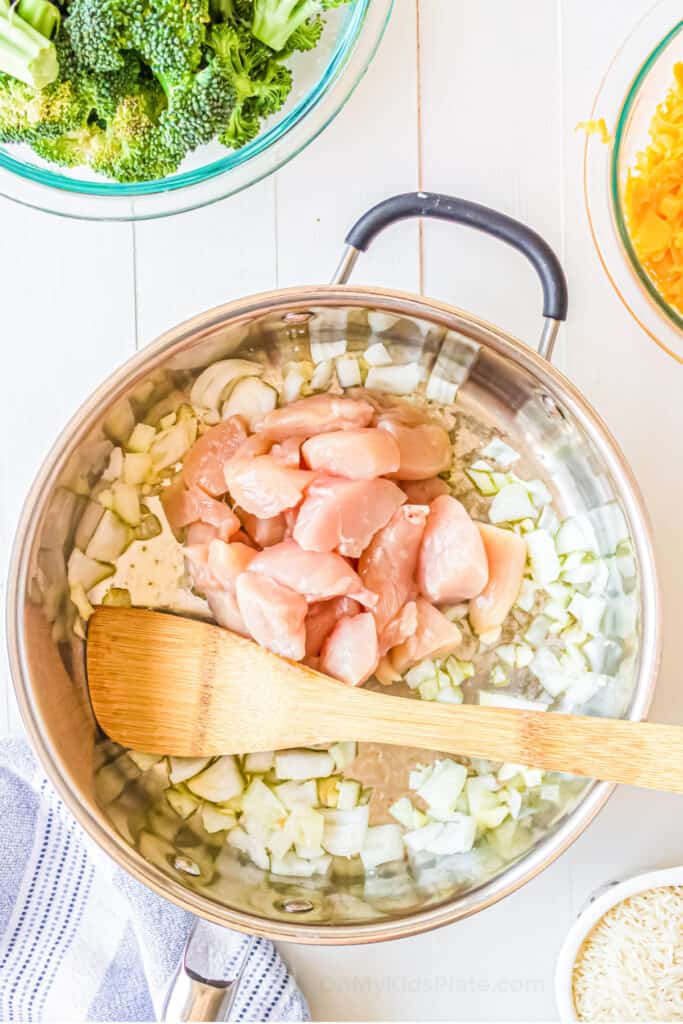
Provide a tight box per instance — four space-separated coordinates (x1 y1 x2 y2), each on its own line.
331 191 568 359
162 921 254 1022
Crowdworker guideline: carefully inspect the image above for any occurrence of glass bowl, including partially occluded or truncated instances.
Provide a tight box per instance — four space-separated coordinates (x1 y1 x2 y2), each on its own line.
584 0 683 361
0 0 392 222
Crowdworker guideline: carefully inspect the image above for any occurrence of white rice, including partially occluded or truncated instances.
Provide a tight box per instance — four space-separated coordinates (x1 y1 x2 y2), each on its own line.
572 885 683 1021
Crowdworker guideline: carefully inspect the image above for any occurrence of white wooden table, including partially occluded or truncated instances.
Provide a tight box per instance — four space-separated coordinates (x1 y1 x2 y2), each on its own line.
2 2 682 1019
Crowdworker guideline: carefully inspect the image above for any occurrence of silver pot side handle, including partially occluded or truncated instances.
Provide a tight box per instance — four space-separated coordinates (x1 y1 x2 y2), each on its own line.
162 919 254 1022
331 192 568 362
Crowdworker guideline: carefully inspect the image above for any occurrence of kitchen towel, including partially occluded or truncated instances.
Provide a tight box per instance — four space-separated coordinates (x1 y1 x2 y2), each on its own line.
0 738 309 1022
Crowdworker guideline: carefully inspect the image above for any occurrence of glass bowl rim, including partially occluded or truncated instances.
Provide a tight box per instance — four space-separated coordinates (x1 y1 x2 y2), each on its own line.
0 0 392 220
610 18 683 333
583 0 683 363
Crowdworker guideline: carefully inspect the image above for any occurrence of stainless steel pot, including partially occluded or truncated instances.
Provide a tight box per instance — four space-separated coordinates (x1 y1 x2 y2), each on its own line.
7 194 660 958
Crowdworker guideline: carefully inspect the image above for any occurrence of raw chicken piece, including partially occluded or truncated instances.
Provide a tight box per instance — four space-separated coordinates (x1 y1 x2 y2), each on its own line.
224 455 314 518
232 529 257 549
293 476 406 558
379 600 418 656
378 419 451 480
231 433 272 459
162 479 240 540
257 394 374 441
235 572 307 661
417 495 488 603
360 390 431 425
207 540 256 589
320 612 379 686
374 656 402 686
469 524 526 634
271 437 303 467
305 597 361 657
183 545 220 594
239 508 287 548
389 598 462 674
182 417 247 496
249 540 376 607
301 428 400 479
206 589 249 636
358 504 428 631
185 522 220 546
399 477 450 504
283 508 298 538
191 541 256 636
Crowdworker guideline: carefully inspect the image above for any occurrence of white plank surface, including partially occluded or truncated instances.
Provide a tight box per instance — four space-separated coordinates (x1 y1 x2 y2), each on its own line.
1 1 682 1020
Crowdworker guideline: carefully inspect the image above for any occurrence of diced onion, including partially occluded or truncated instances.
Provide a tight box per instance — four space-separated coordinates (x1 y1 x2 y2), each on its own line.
481 439 520 468
310 359 334 391
221 378 278 430
365 363 425 395
360 824 404 870
186 756 244 802
425 374 458 404
190 359 263 411
489 483 537 524
275 750 335 780
526 529 560 584
168 756 211 785
568 593 606 635
415 760 467 819
336 355 362 388
322 806 369 856
555 516 598 556
243 751 274 774
282 367 306 403
310 338 347 364
364 342 392 366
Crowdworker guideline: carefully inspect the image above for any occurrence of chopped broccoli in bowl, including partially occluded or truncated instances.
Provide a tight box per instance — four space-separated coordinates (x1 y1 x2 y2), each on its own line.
0 0 355 182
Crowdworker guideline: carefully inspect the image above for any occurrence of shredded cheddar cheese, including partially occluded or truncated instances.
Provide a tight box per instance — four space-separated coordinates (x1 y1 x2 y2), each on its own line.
576 118 612 145
623 62 683 315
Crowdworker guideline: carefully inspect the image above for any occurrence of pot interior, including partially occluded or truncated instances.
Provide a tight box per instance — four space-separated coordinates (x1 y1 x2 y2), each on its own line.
11 295 655 936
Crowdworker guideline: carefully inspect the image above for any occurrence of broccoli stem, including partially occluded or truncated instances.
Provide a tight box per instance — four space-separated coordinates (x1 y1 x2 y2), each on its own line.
0 0 57 88
16 0 61 40
251 0 318 52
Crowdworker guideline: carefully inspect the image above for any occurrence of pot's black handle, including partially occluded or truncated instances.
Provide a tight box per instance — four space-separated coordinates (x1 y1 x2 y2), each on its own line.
332 192 568 358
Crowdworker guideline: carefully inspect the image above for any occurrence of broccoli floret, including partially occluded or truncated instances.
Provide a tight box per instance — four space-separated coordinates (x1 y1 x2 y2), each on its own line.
63 0 209 77
156 58 236 152
209 22 290 150
90 92 181 181
55 30 150 125
32 123 103 167
90 53 152 123
0 71 89 142
133 0 210 76
278 15 323 56
249 60 290 116
0 0 58 88
251 0 350 52
219 99 260 149
211 0 253 24
62 0 138 72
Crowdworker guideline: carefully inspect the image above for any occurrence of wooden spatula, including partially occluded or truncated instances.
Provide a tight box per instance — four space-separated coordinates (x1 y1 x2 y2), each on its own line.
87 606 682 793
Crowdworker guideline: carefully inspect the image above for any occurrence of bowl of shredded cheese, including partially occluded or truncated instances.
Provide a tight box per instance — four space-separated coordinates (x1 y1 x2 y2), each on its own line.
555 866 683 1021
584 0 683 362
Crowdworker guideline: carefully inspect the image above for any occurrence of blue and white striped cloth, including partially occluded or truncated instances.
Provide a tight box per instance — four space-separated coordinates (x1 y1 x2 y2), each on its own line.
0 739 309 1022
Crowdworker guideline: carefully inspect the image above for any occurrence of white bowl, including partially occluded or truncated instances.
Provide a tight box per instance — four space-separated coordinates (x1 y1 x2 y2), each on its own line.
555 865 683 1021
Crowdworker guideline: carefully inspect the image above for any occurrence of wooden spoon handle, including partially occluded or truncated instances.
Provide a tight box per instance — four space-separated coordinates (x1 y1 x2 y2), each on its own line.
327 688 683 792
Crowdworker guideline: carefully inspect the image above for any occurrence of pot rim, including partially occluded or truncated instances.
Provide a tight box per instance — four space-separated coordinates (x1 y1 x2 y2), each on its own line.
6 284 661 944
554 865 683 1021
